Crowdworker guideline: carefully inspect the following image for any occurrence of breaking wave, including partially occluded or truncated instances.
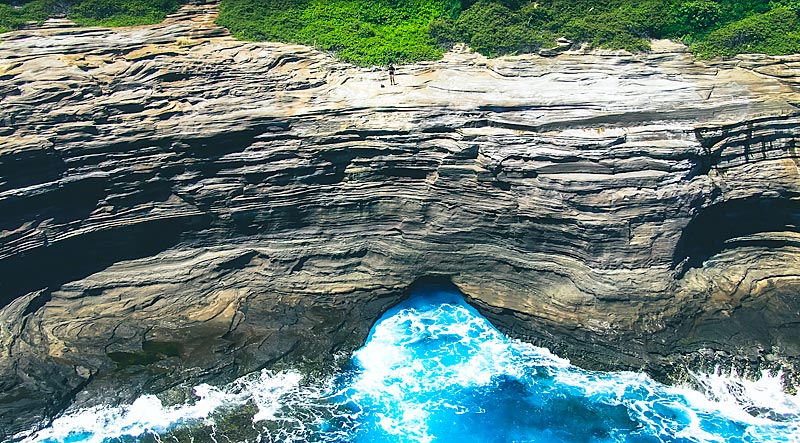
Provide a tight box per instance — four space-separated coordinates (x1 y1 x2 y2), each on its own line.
21 285 800 443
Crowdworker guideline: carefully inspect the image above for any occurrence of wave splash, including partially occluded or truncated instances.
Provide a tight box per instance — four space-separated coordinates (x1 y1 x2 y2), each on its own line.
333 287 800 443
21 370 326 443
21 285 800 443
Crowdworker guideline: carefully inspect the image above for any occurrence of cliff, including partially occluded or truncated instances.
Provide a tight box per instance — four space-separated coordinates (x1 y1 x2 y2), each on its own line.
1 4 800 438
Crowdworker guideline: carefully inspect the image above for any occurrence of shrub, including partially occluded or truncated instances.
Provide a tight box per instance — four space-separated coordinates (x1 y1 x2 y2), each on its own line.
692 7 800 57
518 2 552 28
1 0 60 32
217 0 460 66
717 0 771 22
0 0 180 32
677 1 722 31
450 0 554 56
0 4 22 32
561 5 653 52
5 0 800 62
69 0 180 27
429 16 459 48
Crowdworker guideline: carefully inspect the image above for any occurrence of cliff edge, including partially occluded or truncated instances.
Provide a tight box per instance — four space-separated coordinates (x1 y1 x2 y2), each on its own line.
1 4 799 438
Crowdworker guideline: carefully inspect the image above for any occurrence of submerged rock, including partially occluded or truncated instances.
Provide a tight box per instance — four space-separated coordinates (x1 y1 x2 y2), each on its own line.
1 3 799 438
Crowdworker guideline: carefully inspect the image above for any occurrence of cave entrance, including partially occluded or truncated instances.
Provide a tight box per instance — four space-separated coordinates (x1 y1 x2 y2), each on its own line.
673 196 800 276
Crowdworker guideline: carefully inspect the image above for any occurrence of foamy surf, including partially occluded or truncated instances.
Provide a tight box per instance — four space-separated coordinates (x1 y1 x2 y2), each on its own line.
20 284 800 443
331 286 800 443
20 370 310 443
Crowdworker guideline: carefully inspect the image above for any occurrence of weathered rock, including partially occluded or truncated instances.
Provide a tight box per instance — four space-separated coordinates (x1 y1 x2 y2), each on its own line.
1 4 799 439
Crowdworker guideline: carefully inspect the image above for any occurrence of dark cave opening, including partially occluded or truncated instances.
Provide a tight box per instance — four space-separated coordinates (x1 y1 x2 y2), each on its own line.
0 215 209 309
673 196 800 277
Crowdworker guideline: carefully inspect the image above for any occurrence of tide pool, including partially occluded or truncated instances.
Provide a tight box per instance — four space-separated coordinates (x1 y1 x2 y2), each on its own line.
22 285 800 443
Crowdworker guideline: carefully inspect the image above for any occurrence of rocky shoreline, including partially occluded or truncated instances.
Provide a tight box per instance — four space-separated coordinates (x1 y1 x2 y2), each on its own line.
1 3 800 438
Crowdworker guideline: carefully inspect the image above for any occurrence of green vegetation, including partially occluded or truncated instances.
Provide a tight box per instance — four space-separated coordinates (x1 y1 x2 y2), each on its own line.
69 0 180 27
433 1 555 56
212 0 800 65
0 6 19 33
0 0 180 32
215 0 800 64
107 341 182 369
1 0 52 33
107 350 163 368
217 0 462 65
436 0 798 56
2 0 799 63
693 6 800 57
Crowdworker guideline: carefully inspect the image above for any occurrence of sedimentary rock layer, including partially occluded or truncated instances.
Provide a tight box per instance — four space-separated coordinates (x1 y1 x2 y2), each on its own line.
1 4 799 438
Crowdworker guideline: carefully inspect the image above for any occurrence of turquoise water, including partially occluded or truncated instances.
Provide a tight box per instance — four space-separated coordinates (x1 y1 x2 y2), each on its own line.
23 285 800 443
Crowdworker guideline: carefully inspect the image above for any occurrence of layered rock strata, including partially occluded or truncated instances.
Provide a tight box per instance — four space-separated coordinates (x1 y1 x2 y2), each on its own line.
1 5 800 438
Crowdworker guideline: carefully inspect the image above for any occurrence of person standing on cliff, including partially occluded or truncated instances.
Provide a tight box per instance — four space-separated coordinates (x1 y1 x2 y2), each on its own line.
388 64 396 86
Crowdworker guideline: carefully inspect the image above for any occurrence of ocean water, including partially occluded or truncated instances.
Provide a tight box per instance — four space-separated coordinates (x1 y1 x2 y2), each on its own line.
21 285 800 443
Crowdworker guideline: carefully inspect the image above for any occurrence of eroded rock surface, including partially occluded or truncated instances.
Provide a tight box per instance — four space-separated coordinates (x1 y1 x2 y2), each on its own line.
1 4 800 438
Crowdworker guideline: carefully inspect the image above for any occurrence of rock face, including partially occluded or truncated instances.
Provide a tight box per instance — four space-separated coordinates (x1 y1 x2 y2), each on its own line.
1 5 800 438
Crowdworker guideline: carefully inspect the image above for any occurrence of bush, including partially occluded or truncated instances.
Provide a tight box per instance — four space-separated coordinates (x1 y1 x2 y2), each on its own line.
717 0 771 22
448 0 800 58
69 0 180 26
677 0 722 31
217 0 461 66
518 2 552 28
560 4 655 52
429 16 459 48
692 7 800 57
452 0 553 56
5 0 800 62
1 0 61 32
0 0 180 32
0 4 23 32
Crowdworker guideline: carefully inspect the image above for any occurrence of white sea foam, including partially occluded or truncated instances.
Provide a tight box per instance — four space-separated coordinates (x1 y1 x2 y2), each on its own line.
20 287 800 443
343 289 800 443
552 360 800 442
688 368 800 420
346 296 512 442
673 369 800 442
22 370 306 443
